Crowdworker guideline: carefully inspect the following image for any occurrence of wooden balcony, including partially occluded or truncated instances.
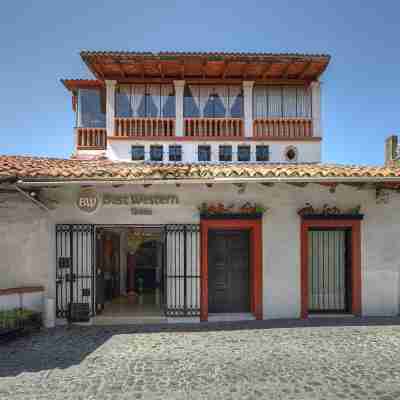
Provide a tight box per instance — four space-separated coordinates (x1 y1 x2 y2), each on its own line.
114 118 175 138
184 118 243 138
253 118 313 139
76 127 107 150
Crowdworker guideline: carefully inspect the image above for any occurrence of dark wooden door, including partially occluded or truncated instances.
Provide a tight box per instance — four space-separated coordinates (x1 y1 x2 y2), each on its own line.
208 230 250 313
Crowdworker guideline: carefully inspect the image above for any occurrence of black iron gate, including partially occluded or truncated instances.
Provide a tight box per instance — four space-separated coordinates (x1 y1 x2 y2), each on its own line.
308 229 351 313
56 224 95 321
163 224 200 316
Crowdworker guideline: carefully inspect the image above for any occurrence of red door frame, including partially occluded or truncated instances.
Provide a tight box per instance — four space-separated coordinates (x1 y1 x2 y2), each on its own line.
300 218 362 318
200 218 263 321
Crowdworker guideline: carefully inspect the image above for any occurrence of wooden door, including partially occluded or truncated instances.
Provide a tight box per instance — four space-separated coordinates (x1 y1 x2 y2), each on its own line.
208 230 250 313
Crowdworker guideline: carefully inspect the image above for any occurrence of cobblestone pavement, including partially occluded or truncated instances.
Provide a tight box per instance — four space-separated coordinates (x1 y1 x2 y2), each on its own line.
2 320 400 399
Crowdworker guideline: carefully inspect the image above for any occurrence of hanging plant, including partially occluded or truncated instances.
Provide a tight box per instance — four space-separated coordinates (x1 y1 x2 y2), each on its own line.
198 202 267 216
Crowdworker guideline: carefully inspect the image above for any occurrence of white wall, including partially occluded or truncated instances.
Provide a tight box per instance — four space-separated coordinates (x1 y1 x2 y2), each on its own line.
106 139 321 163
1 182 400 320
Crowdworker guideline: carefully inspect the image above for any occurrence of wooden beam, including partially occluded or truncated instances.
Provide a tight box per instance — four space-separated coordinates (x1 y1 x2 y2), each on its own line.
117 62 126 78
242 62 250 79
181 61 185 79
260 63 273 79
221 62 229 79
157 63 164 79
298 61 313 79
281 61 294 78
201 60 207 79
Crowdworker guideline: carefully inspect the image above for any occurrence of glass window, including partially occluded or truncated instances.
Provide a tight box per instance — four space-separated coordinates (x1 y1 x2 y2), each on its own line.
219 145 232 162
116 86 132 117
169 145 182 162
131 146 145 161
256 145 270 162
238 145 251 162
150 145 163 162
198 145 211 162
79 89 106 128
184 85 201 117
229 87 243 118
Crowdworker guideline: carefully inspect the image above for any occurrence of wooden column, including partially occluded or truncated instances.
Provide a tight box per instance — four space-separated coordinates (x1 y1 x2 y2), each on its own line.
174 80 185 137
105 80 117 137
243 81 254 138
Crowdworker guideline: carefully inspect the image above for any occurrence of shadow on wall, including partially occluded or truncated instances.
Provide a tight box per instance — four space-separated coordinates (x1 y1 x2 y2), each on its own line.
2 317 400 377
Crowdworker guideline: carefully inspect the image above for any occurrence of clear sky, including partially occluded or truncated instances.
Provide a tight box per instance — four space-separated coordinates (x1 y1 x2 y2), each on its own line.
0 1 398 165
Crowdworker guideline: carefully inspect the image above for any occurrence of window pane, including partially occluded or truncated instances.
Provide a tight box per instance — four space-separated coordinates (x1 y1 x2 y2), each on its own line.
150 145 163 161
79 89 106 128
229 86 243 118
133 84 146 117
169 145 182 162
283 87 297 117
238 145 251 162
198 145 211 162
146 84 160 117
131 145 145 161
201 86 215 117
268 87 282 117
219 145 232 162
116 85 132 117
161 84 175 117
253 86 267 118
184 85 200 117
256 145 270 161
297 87 311 118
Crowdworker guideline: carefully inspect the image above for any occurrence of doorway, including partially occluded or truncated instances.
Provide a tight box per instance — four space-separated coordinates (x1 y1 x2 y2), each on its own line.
208 230 250 313
95 226 163 318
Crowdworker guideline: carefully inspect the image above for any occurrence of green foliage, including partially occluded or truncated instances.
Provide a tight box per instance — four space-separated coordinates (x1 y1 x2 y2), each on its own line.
0 308 38 329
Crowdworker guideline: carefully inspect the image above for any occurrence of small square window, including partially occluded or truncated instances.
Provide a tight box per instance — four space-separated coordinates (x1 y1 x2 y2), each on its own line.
198 145 211 162
169 145 182 162
131 145 145 161
256 145 270 162
150 145 163 162
219 145 232 162
238 145 251 162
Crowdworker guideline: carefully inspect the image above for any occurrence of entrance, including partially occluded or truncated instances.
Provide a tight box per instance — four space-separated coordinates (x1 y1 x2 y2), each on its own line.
95 226 163 318
208 230 250 313
308 229 351 313
55 224 201 322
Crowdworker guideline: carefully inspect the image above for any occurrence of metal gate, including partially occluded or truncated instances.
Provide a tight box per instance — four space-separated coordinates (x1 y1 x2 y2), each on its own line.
55 224 95 321
164 224 200 316
308 229 351 313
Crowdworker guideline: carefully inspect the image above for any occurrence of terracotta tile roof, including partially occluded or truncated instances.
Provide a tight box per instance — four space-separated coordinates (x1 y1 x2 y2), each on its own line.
1 156 400 183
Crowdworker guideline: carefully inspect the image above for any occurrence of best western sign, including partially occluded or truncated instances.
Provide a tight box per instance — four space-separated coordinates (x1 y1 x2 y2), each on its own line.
77 189 179 213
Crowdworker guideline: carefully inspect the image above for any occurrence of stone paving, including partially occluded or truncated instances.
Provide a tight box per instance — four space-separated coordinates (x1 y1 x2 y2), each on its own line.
2 320 400 399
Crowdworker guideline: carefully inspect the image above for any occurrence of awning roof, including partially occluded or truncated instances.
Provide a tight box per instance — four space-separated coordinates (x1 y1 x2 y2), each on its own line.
1 156 400 186
79 50 330 82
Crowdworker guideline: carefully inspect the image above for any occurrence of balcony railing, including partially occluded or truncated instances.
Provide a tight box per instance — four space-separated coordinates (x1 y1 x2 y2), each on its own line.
184 118 243 138
114 117 175 138
253 118 312 139
76 128 107 150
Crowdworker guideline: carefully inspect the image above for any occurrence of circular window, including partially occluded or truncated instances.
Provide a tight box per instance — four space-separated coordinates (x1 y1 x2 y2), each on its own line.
285 146 298 162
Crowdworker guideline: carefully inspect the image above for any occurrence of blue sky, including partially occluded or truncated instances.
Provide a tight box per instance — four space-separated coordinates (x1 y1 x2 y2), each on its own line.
0 1 398 165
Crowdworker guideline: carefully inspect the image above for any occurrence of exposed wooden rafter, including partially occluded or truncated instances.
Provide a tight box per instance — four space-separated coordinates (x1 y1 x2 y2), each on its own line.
281 61 294 78
261 62 273 79
298 61 313 79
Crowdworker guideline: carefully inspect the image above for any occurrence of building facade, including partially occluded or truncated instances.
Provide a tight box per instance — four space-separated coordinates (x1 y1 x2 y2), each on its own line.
1 51 400 327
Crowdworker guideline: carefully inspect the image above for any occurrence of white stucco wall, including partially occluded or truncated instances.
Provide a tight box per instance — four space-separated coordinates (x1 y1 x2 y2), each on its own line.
1 182 399 320
106 139 321 163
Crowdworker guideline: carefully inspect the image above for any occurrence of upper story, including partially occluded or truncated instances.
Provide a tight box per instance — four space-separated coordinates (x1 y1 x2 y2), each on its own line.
63 51 330 163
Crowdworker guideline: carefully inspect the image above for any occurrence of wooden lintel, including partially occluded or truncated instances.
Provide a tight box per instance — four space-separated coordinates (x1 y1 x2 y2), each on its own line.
287 182 308 188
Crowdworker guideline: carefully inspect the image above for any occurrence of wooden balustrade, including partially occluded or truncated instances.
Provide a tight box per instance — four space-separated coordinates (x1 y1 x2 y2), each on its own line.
184 118 243 138
253 118 313 139
76 128 107 150
114 118 175 138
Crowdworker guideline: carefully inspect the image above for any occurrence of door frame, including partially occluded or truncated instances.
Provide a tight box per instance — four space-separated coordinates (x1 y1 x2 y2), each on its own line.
200 218 263 321
300 218 362 318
